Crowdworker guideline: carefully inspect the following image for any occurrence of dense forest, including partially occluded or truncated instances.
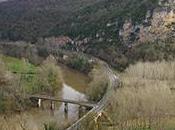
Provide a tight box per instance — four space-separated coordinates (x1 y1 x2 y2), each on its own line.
0 0 158 41
0 0 175 70
0 0 164 70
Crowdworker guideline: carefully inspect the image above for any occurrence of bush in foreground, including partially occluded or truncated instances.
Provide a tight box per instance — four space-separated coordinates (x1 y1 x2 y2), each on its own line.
0 58 22 113
0 55 63 113
86 65 109 102
36 55 63 95
107 61 175 130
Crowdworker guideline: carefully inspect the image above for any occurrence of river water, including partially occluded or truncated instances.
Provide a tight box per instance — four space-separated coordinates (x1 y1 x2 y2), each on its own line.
0 65 90 130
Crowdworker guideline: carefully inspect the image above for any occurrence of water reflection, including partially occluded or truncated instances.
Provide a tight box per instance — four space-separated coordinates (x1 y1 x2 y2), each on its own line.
56 83 87 121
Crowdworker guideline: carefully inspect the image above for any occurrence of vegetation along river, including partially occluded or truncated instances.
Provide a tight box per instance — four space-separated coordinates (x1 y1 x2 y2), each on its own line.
0 64 90 130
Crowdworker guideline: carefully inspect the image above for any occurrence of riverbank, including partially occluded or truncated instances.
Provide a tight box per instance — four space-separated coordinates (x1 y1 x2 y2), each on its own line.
0 41 93 74
0 42 120 129
0 55 91 130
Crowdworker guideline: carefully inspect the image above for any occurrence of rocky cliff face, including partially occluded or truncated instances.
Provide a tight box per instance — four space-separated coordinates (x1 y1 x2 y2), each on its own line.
119 0 175 45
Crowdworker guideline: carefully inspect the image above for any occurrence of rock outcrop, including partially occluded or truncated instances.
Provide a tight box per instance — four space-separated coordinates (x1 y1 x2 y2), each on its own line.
119 0 175 45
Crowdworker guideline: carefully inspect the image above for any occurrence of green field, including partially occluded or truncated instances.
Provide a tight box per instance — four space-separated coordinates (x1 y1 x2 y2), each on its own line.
1 55 38 94
1 55 36 73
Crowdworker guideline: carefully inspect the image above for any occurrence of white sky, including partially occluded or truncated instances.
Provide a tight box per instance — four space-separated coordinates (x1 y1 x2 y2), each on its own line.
0 0 8 2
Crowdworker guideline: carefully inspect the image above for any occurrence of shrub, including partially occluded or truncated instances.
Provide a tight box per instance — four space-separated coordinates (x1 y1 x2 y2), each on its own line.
44 120 72 130
128 38 175 63
69 54 91 73
123 61 175 81
0 58 22 113
86 65 109 102
0 55 63 113
107 61 175 129
44 122 58 130
36 55 63 95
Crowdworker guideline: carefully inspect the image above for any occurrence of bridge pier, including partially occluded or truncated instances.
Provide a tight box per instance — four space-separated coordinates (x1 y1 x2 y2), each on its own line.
50 101 55 116
50 101 55 110
38 98 42 108
64 103 68 119
64 103 68 114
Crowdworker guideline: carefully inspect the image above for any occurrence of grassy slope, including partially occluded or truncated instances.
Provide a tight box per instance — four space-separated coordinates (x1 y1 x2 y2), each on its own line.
1 55 38 93
3 55 63 94
0 55 62 113
2 55 36 73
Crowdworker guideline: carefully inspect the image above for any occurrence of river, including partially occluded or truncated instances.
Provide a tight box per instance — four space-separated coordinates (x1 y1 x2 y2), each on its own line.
0 65 90 130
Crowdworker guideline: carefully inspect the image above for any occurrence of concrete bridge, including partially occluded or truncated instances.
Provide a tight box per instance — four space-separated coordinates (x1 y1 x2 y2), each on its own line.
29 95 96 116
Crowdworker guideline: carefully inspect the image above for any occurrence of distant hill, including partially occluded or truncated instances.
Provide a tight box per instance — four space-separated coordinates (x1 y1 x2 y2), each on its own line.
0 0 158 42
1 0 175 70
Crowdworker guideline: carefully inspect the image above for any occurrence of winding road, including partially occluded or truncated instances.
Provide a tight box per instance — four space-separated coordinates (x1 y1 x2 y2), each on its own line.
66 59 119 130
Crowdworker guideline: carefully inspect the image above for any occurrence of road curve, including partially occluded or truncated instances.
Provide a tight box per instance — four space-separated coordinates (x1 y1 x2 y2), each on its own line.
66 59 119 130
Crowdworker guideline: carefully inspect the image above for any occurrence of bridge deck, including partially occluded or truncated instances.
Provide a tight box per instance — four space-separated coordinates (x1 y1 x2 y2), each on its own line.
29 95 96 108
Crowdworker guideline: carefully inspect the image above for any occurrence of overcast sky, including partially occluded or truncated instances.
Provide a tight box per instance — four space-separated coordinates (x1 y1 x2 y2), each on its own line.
0 0 8 2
